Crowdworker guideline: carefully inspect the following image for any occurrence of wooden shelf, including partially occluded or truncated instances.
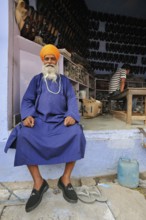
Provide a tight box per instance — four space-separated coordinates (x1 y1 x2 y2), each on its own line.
60 55 96 99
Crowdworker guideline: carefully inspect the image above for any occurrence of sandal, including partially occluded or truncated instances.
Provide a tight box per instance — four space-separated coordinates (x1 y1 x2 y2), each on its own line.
89 186 108 202
75 186 95 203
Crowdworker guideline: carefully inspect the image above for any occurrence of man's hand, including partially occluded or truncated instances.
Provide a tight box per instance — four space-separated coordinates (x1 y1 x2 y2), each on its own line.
64 116 76 126
23 116 35 127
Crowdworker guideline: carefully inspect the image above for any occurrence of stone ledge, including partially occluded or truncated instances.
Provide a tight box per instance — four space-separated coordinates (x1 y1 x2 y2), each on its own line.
1 171 146 191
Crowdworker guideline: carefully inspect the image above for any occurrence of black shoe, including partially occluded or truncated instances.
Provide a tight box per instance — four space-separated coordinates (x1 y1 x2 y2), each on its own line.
25 179 49 212
58 177 78 203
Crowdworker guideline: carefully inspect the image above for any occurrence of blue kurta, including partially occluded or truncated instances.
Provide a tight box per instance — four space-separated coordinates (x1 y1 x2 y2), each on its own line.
5 73 86 166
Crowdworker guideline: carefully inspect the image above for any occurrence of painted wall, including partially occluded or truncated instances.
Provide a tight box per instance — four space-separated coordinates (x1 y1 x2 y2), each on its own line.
0 1 9 141
1 129 146 182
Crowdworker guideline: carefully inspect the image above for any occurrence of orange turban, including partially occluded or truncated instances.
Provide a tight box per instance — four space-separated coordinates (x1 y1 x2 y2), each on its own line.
40 44 60 61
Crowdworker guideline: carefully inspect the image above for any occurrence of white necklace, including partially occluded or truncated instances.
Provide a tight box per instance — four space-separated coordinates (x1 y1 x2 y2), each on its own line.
44 75 61 94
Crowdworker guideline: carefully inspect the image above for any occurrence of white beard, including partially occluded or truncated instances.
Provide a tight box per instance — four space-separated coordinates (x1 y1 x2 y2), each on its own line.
42 64 59 82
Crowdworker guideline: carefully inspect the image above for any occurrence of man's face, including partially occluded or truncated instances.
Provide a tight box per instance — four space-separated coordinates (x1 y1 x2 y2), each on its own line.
42 54 58 82
43 54 57 65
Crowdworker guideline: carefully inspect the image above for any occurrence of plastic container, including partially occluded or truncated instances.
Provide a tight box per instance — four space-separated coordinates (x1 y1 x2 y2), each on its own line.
79 90 86 99
117 157 139 188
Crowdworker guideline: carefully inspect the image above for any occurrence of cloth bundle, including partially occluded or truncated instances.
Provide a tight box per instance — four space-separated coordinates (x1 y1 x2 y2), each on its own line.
82 97 102 118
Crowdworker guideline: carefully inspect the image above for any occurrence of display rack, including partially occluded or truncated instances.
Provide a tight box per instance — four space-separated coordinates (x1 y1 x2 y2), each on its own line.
95 78 110 113
95 76 146 112
59 55 95 101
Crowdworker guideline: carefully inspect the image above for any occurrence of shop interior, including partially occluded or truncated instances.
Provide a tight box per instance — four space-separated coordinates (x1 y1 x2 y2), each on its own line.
12 0 146 130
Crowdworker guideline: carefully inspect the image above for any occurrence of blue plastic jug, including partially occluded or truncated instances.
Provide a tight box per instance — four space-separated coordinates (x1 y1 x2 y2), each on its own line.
117 157 139 188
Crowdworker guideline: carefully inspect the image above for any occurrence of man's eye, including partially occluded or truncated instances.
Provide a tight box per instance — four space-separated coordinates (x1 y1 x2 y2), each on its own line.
44 57 56 61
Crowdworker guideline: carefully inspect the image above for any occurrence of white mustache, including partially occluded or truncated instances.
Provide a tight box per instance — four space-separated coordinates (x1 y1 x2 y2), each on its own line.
45 64 54 67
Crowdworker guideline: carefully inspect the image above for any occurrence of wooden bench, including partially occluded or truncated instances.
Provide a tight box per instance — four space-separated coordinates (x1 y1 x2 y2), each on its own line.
110 88 146 124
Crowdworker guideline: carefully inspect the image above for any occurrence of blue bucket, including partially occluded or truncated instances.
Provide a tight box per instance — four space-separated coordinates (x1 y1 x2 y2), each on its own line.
117 157 139 188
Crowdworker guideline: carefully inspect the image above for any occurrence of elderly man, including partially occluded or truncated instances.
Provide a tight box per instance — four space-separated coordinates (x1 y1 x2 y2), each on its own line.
5 44 86 212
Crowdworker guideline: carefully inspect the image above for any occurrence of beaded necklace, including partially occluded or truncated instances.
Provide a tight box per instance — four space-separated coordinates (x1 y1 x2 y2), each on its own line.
44 75 61 94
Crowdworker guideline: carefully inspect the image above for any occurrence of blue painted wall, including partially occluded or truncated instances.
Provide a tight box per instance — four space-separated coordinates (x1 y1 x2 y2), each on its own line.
1 129 146 182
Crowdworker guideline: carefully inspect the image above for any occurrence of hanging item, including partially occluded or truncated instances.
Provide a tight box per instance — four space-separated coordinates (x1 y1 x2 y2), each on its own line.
15 0 28 31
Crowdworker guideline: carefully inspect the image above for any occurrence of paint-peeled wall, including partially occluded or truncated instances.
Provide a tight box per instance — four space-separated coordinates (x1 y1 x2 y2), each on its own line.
76 129 146 177
1 129 146 182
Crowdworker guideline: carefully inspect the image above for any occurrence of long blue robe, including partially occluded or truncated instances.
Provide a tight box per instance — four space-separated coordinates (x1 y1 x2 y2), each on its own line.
4 73 86 166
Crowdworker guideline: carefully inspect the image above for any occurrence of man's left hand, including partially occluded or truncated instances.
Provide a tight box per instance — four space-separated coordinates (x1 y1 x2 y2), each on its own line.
64 116 76 126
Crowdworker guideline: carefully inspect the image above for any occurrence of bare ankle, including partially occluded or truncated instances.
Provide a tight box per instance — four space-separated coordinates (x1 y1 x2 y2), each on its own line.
61 175 71 186
33 178 44 190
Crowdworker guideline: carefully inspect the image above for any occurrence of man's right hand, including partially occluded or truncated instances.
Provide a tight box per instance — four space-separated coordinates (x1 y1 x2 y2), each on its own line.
23 116 35 127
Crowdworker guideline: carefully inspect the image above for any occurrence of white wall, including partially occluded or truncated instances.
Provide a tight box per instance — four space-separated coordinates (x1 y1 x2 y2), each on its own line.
0 1 9 141
0 0 43 140
20 51 42 101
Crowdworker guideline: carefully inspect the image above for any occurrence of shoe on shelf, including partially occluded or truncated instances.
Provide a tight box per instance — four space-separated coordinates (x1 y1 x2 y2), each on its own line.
25 179 49 212
58 177 78 203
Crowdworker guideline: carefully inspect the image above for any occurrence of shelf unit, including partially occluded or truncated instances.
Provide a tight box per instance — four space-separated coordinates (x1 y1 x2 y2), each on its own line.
126 80 146 88
95 77 146 112
95 78 110 113
59 55 96 101
126 80 146 109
